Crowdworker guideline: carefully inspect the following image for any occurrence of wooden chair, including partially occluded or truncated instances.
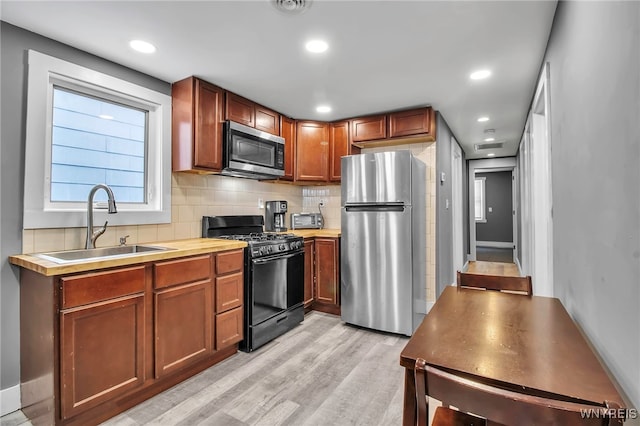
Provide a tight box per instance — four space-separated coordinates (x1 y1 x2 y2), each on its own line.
456 271 533 296
414 358 621 426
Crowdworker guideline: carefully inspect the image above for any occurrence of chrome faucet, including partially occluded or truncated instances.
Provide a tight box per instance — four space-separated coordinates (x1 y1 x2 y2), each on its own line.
85 184 118 249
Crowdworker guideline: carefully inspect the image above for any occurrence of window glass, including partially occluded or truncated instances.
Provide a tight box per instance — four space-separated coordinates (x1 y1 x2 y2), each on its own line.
51 87 147 203
474 177 486 222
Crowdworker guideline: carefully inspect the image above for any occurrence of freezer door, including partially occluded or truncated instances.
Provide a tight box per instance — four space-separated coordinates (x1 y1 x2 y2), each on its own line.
341 151 412 204
340 206 413 335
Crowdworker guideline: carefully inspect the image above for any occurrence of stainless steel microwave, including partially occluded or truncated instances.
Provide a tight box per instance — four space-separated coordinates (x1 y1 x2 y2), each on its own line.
222 121 285 180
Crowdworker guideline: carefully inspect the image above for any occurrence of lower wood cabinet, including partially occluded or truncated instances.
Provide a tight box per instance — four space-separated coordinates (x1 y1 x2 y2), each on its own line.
59 266 146 419
19 249 244 426
304 237 341 315
303 239 315 308
60 293 145 419
154 281 213 378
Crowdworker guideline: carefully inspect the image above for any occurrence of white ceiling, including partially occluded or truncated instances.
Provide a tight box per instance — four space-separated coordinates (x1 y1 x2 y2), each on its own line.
1 0 557 159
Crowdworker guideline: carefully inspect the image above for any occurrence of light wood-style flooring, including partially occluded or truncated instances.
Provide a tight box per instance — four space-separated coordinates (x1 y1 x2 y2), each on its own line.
465 260 520 277
96 311 407 426
0 312 408 426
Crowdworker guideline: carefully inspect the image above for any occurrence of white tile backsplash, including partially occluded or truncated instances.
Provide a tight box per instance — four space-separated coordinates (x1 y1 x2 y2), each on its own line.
26 143 437 303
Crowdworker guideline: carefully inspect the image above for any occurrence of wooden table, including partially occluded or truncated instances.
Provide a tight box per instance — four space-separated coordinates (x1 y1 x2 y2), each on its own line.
400 286 626 425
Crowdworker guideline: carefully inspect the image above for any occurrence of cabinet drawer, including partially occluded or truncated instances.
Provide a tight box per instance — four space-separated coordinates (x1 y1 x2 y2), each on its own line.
216 250 244 275
61 266 145 309
154 255 211 289
216 272 243 313
216 307 243 349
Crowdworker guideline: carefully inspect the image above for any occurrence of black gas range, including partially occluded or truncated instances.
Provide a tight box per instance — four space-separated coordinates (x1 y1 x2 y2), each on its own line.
202 216 304 352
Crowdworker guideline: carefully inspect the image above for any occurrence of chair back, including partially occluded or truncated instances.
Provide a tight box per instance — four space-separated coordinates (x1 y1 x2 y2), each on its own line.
457 271 533 296
414 358 620 426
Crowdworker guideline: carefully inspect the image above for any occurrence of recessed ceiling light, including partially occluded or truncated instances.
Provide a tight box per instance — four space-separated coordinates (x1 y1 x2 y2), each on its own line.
487 153 496 157
470 69 491 80
316 105 331 113
483 137 495 142
477 116 490 122
306 40 328 53
129 39 156 54
98 114 114 120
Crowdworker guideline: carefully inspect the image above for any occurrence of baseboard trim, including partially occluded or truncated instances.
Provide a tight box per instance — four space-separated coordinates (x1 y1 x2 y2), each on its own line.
476 241 514 249
426 301 435 313
1 384 21 416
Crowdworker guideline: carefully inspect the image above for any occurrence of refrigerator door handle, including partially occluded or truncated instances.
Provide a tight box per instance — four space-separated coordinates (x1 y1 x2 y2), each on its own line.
345 203 405 212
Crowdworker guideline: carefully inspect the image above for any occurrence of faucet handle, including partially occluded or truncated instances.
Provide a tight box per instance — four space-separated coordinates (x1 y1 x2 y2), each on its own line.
120 235 130 246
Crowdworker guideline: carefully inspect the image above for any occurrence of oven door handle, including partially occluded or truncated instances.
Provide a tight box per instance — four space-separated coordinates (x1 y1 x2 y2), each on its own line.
252 250 302 263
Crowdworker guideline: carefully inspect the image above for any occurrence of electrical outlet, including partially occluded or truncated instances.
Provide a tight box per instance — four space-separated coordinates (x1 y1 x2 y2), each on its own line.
258 198 264 209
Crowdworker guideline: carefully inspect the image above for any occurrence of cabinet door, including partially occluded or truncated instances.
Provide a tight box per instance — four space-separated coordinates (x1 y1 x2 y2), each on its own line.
172 77 223 172
60 294 145 419
255 105 280 135
280 116 296 181
388 107 435 139
303 239 315 307
295 121 330 182
216 306 243 349
225 92 255 127
350 115 387 142
154 281 212 378
330 121 349 182
314 238 339 305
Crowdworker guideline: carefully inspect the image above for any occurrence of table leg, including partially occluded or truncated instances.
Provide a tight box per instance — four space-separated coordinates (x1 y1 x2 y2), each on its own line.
402 367 417 426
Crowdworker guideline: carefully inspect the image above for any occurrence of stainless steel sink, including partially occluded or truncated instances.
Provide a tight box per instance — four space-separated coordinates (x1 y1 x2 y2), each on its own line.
35 245 173 264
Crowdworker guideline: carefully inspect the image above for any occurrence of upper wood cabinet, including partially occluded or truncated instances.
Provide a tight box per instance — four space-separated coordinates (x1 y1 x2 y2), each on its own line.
280 116 296 181
225 92 280 135
330 121 350 182
295 121 330 182
225 92 254 127
388 107 435 139
349 107 436 147
172 77 224 172
351 115 387 142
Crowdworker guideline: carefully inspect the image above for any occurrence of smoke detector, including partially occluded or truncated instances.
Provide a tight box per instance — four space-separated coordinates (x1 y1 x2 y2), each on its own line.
271 0 312 15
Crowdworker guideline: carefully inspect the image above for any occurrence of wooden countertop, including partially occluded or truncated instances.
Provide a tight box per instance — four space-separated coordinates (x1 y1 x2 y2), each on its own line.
8 238 247 276
290 229 341 238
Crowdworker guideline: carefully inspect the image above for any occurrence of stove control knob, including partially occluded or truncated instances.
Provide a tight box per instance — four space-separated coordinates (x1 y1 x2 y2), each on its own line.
280 244 286 250
259 247 265 255
267 246 273 253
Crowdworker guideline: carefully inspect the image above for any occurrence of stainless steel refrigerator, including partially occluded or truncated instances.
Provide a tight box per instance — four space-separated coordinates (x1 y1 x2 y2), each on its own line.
341 150 426 336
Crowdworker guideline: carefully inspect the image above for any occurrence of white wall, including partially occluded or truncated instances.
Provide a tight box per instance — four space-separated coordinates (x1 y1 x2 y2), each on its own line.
542 1 640 409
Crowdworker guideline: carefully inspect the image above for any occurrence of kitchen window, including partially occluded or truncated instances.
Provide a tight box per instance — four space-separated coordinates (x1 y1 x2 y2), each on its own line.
23 50 171 229
474 177 487 222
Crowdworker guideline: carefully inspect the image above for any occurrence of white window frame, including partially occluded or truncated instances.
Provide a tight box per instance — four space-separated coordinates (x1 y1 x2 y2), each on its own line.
24 50 171 229
474 176 487 223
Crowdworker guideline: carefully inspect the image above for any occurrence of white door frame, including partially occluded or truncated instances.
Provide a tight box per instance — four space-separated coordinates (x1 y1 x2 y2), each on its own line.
468 157 517 261
530 63 554 296
451 137 464 277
